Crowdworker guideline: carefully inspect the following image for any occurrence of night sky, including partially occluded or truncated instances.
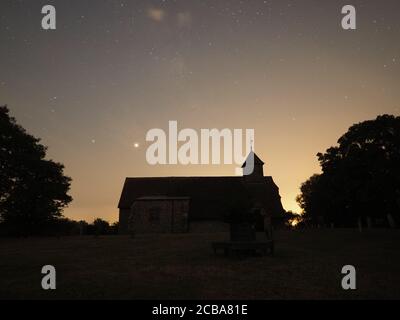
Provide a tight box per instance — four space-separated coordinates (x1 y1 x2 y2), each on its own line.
1 0 399 222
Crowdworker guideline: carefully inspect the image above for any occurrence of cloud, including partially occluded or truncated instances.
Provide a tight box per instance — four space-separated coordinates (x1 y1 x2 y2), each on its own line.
147 8 165 22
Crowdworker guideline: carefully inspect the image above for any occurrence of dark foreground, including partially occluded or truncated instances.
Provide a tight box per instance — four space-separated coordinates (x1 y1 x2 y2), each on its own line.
0 229 399 299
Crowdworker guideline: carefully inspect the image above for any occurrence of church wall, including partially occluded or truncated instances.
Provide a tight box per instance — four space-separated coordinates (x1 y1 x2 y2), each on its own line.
119 209 130 234
171 200 190 233
129 199 189 234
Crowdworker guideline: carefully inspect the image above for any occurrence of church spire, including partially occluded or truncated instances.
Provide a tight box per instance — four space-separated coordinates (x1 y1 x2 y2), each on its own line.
242 151 265 181
241 151 264 168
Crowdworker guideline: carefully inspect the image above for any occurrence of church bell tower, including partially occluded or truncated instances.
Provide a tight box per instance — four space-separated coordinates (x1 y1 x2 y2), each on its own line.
242 151 265 182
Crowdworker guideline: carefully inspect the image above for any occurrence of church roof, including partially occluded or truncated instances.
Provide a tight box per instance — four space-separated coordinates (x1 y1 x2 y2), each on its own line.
241 151 265 168
118 176 284 220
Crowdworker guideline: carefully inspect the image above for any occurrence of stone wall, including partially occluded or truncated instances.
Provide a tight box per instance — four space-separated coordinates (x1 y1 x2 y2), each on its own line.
128 199 189 234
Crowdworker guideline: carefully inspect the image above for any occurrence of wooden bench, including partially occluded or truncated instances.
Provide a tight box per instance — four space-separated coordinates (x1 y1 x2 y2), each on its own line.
212 240 274 256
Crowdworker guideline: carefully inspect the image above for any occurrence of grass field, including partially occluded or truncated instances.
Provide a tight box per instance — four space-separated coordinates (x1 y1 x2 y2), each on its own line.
0 229 399 300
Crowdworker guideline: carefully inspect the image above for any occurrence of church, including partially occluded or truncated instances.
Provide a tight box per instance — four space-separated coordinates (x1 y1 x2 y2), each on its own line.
118 151 285 234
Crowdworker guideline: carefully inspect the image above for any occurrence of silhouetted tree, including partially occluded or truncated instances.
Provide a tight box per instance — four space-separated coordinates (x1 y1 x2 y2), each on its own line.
296 174 336 226
78 220 89 235
93 218 110 236
284 210 302 228
298 114 400 228
0 106 72 235
110 222 119 235
51 218 80 236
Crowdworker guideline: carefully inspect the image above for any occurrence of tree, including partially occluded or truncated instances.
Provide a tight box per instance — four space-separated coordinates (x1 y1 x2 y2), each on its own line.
110 222 119 235
298 114 400 228
0 106 72 235
285 210 303 228
93 218 110 236
296 174 339 226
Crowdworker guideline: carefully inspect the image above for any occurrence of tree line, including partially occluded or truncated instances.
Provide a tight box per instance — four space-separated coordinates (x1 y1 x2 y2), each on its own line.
296 114 400 229
40 218 120 236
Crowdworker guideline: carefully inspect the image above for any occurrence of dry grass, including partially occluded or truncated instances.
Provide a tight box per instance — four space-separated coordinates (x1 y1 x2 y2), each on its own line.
0 229 399 299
